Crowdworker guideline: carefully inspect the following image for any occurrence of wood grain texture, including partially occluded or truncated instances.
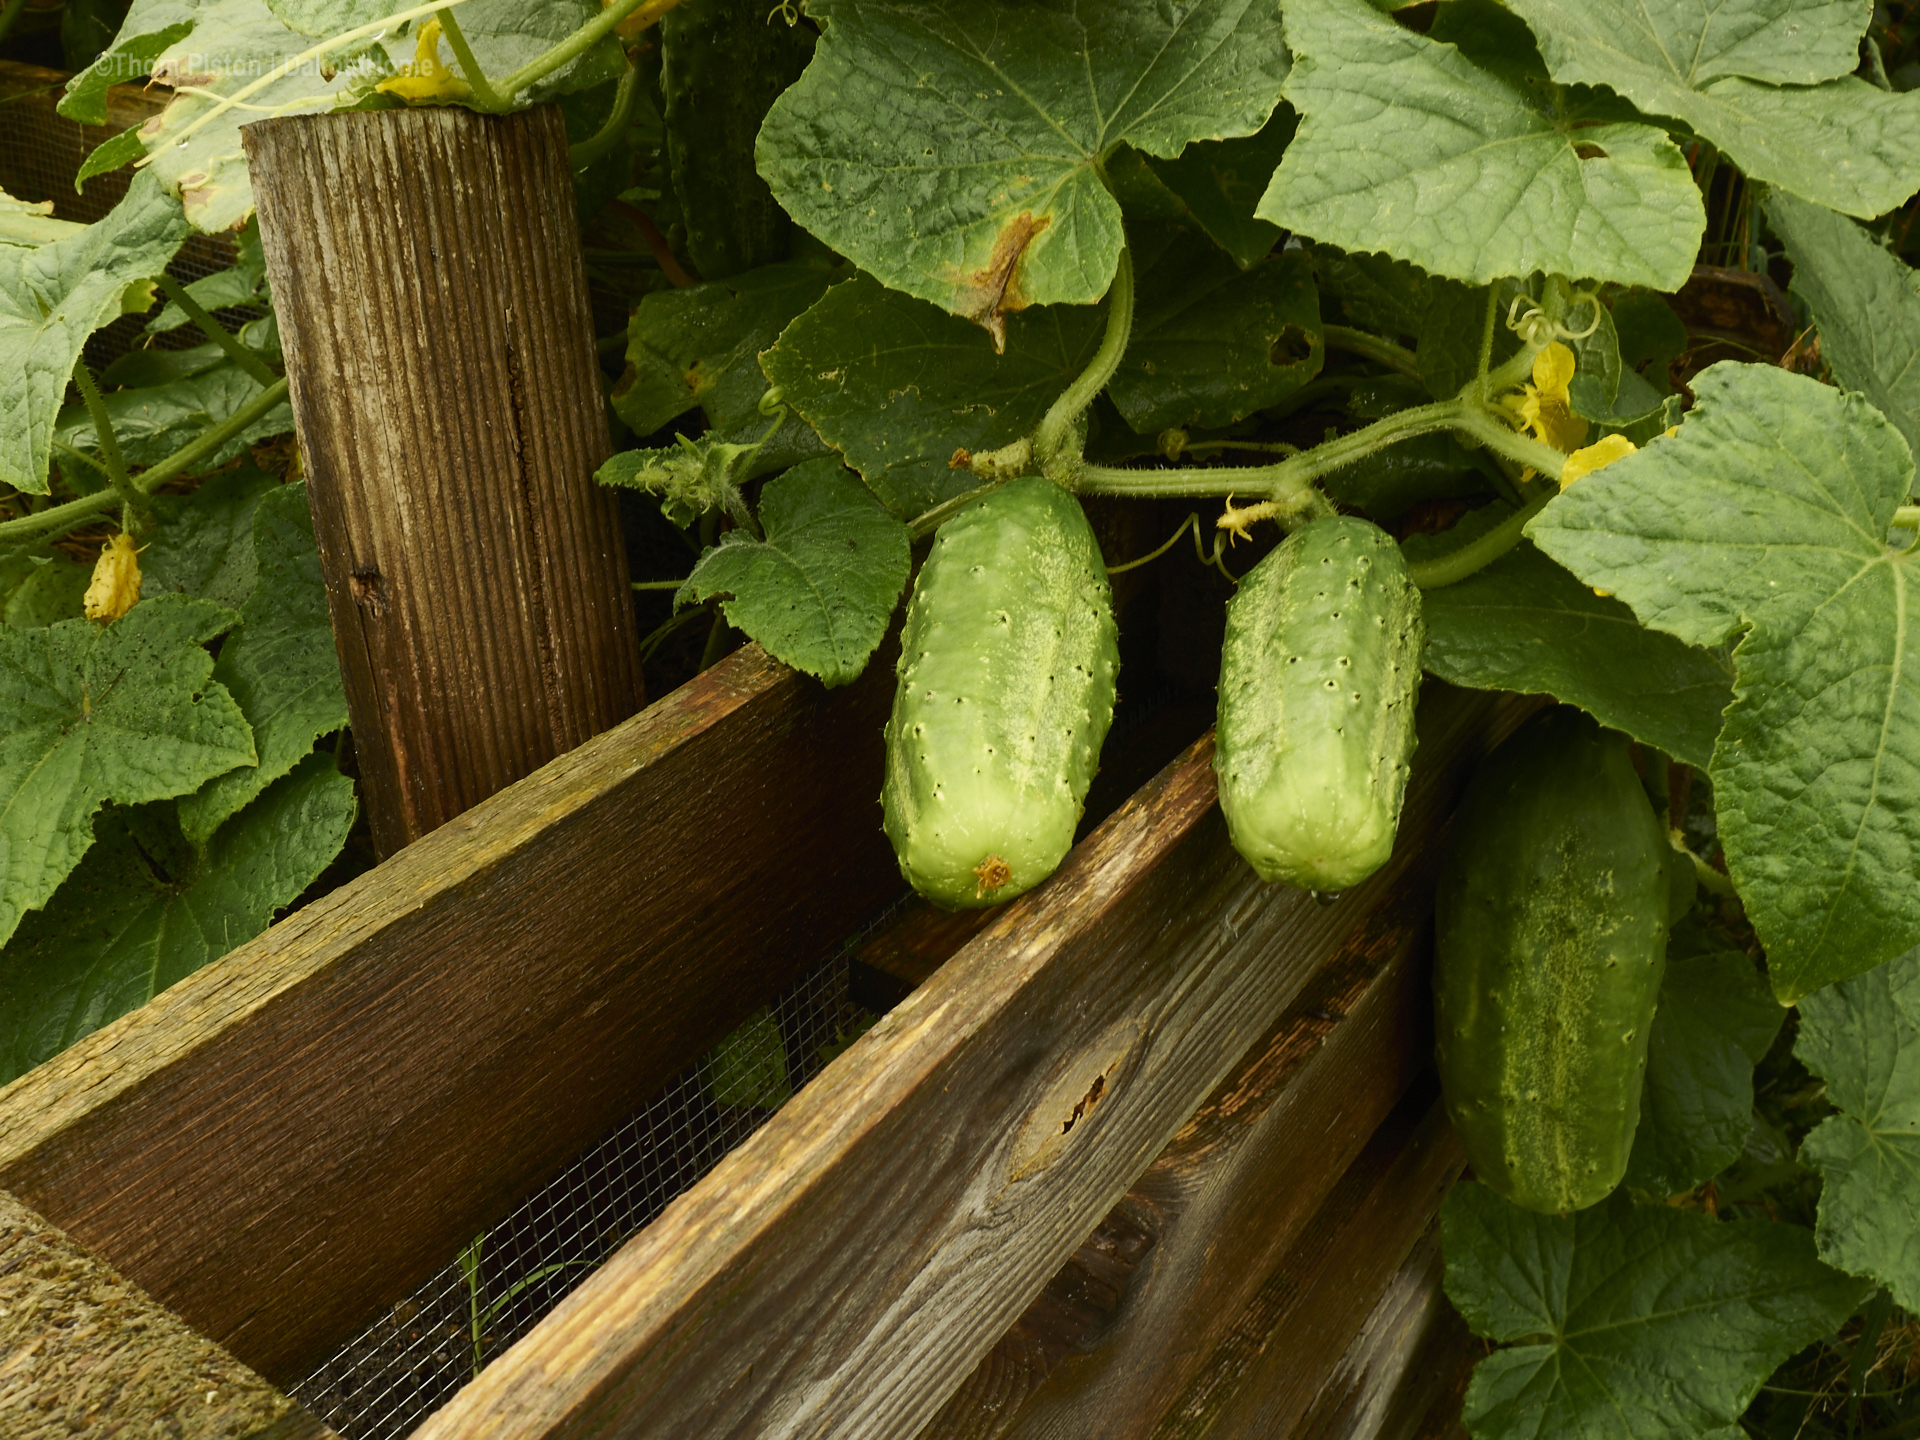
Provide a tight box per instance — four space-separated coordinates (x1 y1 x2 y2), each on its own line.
0 1188 336 1440
1288 1221 1479 1440
410 684 1532 1440
1151 1096 1464 1440
0 644 898 1382
923 846 1450 1440
244 105 642 856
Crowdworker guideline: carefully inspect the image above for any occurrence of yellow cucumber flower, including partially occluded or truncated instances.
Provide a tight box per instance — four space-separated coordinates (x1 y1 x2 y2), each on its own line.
84 532 143 622
377 19 472 103
1515 342 1590 454
1558 434 1637 490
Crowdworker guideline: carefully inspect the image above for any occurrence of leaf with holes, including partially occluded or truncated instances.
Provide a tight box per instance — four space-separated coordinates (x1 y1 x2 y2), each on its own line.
1527 362 1920 1003
1107 230 1321 434
756 0 1289 343
676 459 910 686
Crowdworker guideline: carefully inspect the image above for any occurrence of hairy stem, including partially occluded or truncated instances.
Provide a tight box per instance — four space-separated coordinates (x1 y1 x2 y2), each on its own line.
567 61 640 168
1402 484 1554 590
1073 397 1470 501
0 378 290 546
435 7 510 111
1034 247 1134 467
154 275 280 387
1322 324 1420 379
71 363 151 523
908 479 1004 540
496 0 684 103
1447 406 1568 480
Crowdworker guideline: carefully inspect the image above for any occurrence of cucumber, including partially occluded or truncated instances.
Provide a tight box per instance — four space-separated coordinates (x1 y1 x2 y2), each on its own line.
882 478 1119 909
1433 707 1671 1214
659 0 814 280
1213 516 1424 891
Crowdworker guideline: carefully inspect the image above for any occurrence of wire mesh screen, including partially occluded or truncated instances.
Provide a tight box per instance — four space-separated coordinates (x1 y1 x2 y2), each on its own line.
0 62 255 365
285 918 898 1440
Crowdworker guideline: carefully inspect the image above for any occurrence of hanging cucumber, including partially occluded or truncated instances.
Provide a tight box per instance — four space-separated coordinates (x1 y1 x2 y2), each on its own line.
1213 516 1424 892
1433 707 1672 1214
882 478 1119 910
659 0 814 280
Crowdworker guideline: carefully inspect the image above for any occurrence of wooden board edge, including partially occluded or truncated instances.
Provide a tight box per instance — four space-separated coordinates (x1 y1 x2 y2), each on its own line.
408 686 1529 1440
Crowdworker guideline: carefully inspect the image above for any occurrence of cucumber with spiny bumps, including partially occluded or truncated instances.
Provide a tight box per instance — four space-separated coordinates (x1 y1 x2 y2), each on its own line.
882 477 1119 909
1213 515 1424 892
1433 707 1671 1214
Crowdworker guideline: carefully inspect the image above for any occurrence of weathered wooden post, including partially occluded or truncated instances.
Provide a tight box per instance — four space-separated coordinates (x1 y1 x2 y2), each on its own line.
244 106 643 856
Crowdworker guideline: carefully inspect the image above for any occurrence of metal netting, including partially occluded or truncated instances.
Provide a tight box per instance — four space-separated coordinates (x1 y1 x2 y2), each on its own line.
0 62 260 366
285 908 903 1440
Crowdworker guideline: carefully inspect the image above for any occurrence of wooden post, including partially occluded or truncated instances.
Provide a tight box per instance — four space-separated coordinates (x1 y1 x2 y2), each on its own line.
0 1188 336 1439
243 106 643 856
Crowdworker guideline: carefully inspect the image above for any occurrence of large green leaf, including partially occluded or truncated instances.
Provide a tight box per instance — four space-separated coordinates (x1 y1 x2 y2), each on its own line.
1443 1183 1870 1440
56 362 292 473
138 465 279 609
1768 193 1920 464
0 170 188 494
177 484 346 845
614 258 836 477
0 752 356 1087
1260 0 1703 291
1509 0 1920 219
1412 517 1732 770
756 0 1290 340
760 273 1105 516
1626 941 1784 1197
1527 363 1920 1003
676 459 909 687
1108 231 1322 434
1796 946 1920 1312
0 595 255 951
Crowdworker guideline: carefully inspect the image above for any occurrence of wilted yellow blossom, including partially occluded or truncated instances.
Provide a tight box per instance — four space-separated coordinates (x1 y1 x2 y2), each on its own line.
1515 342 1590 453
1558 434 1637 489
376 19 471 103
84 533 142 622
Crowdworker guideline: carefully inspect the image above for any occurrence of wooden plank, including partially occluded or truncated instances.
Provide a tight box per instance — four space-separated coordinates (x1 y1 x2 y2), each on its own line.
247 106 643 855
0 643 899 1381
1150 1095 1464 1440
0 1188 336 1440
410 683 1532 1440
1287 1221 1480 1440
921 841 1450 1440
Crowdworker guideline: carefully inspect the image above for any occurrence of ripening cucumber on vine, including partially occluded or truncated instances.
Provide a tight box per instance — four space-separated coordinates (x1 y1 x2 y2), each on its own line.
14 0 1920 1430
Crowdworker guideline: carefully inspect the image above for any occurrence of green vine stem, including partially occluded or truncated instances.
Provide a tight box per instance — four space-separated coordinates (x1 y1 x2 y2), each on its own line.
153 275 280 387
0 378 290 547
1034 247 1134 469
434 6 510 112
909 479 1005 540
1322 325 1420 379
495 0 685 105
1402 484 1555 591
567 61 640 168
71 363 152 525
1892 505 1919 528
